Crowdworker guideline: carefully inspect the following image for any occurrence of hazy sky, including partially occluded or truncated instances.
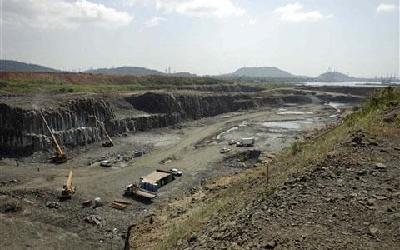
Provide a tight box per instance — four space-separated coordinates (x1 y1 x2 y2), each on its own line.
1 0 399 77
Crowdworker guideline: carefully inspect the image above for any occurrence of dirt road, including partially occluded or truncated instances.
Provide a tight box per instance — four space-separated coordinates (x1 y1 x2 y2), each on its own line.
0 103 339 249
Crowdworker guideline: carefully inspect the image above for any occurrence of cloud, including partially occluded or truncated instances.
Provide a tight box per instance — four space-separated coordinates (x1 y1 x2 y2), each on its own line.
274 3 332 22
144 16 167 27
156 0 245 18
124 0 152 7
3 0 133 29
377 3 399 13
248 18 257 25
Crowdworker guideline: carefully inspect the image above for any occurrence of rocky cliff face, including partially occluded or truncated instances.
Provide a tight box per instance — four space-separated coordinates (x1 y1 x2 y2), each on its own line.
126 92 252 119
126 92 311 119
0 98 113 156
0 91 317 157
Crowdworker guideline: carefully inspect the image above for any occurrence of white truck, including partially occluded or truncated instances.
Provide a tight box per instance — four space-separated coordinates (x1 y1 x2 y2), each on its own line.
236 137 255 147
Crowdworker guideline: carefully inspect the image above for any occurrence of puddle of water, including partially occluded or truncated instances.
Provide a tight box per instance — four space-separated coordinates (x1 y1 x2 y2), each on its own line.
261 121 301 129
122 133 180 147
277 111 314 115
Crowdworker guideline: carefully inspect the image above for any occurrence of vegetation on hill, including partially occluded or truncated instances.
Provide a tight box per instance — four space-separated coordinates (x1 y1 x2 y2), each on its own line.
87 67 197 77
317 71 352 82
224 67 294 78
87 66 163 76
0 60 58 72
0 72 228 93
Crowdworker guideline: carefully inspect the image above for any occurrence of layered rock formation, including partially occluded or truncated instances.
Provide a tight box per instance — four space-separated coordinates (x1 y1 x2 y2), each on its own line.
0 98 112 156
0 91 344 157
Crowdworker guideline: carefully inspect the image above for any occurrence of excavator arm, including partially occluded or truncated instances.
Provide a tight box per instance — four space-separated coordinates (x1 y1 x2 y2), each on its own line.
94 116 113 147
40 112 67 163
66 170 73 192
61 170 75 200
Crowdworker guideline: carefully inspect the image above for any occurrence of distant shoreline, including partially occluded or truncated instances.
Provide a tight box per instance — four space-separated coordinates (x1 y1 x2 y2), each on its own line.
297 81 400 87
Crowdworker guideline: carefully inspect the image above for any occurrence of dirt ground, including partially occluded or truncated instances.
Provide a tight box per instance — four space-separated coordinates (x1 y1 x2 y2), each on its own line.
176 121 400 249
0 101 346 249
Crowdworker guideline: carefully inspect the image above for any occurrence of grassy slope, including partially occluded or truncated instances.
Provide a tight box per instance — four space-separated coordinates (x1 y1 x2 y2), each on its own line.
0 73 229 93
0 72 293 94
129 87 400 249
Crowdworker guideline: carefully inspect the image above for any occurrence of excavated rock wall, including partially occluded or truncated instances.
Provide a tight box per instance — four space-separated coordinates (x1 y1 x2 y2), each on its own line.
125 92 313 119
0 92 314 157
0 98 114 156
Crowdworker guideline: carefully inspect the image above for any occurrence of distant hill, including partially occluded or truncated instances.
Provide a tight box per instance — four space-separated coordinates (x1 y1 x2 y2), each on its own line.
169 72 197 77
87 67 197 77
87 66 164 76
225 67 295 78
317 71 353 82
0 60 58 72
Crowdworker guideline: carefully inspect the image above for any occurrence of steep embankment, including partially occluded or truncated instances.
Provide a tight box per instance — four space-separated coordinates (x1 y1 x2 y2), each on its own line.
0 98 113 156
0 91 318 157
126 87 400 249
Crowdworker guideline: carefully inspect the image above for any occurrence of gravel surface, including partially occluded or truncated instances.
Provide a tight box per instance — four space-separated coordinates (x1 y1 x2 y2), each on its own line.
179 131 400 249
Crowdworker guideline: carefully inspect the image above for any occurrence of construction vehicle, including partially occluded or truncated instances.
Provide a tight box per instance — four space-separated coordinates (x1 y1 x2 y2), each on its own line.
41 112 67 163
124 183 157 201
60 170 75 200
94 116 113 147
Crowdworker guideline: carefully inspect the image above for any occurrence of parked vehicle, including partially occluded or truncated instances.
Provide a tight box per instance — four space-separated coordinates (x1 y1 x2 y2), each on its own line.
220 147 231 153
228 140 236 145
133 151 144 158
124 183 157 200
170 168 183 177
236 137 255 147
100 160 112 167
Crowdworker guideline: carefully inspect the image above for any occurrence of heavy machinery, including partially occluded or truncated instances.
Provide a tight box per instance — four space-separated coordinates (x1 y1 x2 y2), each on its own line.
124 183 157 201
41 112 67 163
60 170 75 200
94 116 113 147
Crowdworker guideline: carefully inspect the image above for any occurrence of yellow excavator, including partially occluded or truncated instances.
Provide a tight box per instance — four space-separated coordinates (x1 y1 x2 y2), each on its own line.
60 170 75 200
94 116 113 147
41 113 67 163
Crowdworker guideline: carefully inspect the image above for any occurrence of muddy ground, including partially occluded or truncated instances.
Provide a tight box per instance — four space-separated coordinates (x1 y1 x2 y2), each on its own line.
0 97 348 249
